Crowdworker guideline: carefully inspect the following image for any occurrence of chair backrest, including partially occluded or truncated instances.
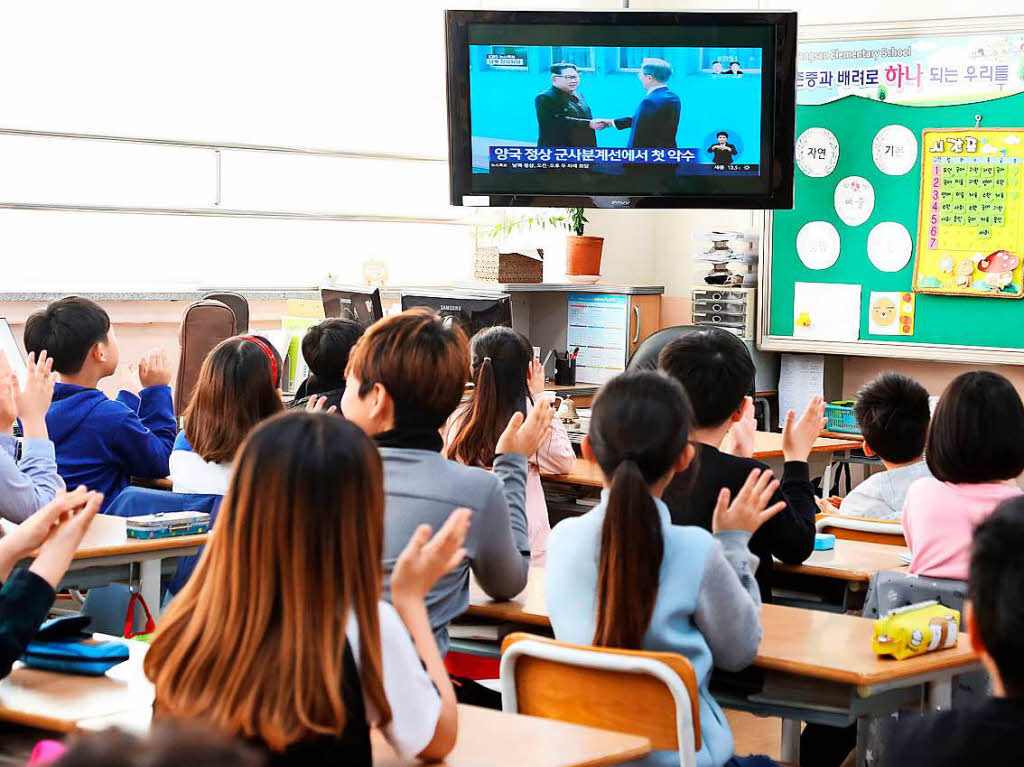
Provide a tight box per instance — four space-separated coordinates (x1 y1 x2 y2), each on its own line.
816 514 906 546
202 291 249 334
500 632 700 767
175 299 237 418
625 325 700 372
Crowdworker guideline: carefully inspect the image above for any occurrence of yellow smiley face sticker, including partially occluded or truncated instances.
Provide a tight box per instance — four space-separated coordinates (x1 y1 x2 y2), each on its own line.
871 297 897 327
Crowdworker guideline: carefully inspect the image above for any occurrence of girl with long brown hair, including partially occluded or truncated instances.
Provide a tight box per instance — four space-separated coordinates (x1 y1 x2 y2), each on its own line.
546 371 786 767
145 411 465 766
169 336 283 495
445 326 574 565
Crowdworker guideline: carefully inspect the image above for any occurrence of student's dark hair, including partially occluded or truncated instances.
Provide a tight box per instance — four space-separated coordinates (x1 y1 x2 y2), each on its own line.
589 371 692 649
926 371 1024 484
184 336 284 464
551 62 578 76
854 373 931 464
447 326 533 468
54 723 266 767
657 328 753 429
23 296 110 375
301 318 364 390
346 308 470 430
641 59 672 82
970 495 1024 697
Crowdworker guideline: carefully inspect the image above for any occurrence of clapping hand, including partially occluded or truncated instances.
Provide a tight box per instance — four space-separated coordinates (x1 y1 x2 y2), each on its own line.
14 351 57 439
138 348 172 389
711 469 787 535
495 396 554 458
304 395 337 414
721 396 756 459
391 508 472 605
782 395 827 463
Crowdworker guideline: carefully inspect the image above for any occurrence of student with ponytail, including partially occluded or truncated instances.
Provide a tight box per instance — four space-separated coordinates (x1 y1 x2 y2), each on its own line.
547 371 786 767
445 327 575 564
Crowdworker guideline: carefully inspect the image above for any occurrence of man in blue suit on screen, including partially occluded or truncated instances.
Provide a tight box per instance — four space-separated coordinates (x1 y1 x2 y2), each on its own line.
594 58 680 149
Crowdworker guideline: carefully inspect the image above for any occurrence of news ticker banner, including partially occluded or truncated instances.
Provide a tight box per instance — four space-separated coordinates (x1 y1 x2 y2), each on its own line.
487 146 759 175
797 33 1024 106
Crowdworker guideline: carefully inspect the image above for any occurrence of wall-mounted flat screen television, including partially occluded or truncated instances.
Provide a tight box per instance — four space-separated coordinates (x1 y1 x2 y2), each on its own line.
445 9 797 209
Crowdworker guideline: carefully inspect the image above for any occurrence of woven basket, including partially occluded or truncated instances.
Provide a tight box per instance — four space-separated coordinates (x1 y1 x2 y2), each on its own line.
473 247 544 284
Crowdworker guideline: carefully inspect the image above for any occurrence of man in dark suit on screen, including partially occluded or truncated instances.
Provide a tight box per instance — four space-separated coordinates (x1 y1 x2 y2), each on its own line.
593 58 680 149
534 62 599 148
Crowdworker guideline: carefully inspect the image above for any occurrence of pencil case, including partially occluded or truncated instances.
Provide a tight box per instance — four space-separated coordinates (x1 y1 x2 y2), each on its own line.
125 511 210 539
873 600 960 660
21 639 130 676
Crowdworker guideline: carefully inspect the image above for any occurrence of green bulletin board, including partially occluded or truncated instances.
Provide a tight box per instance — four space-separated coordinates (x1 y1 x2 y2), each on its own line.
764 91 1024 362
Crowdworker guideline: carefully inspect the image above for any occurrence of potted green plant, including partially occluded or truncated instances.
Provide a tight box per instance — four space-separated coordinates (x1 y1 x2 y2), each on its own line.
486 207 603 279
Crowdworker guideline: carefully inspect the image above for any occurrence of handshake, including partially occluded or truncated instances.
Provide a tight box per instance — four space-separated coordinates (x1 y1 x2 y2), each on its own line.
589 118 615 130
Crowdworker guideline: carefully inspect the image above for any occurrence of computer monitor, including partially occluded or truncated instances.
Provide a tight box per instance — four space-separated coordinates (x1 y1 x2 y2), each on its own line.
321 286 384 328
0 318 27 387
400 291 513 339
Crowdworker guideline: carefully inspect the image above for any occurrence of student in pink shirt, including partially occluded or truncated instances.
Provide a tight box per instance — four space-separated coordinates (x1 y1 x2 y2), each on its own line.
446 327 575 565
903 371 1024 580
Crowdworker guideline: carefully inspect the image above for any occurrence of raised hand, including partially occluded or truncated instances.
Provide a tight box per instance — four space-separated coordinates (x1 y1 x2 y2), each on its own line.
28 489 104 588
304 395 337 414
138 348 172 389
782 395 827 463
391 508 472 605
721 395 756 459
13 351 56 438
711 468 787 535
0 356 16 435
495 396 554 457
527 359 546 397
2 486 92 558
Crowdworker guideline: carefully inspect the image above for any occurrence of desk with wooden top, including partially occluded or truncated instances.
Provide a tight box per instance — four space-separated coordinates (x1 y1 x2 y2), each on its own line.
0 638 649 767
465 568 981 764
542 432 863 489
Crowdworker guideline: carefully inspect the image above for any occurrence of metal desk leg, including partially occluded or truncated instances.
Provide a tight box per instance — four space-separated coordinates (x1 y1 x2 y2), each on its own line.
781 718 801 764
928 678 952 711
140 559 163 619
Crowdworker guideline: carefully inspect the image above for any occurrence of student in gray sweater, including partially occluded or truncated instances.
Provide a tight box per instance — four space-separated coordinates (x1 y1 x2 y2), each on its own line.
0 351 64 522
341 309 553 655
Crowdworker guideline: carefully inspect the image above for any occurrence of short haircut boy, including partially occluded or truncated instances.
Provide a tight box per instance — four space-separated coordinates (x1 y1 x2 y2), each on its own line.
854 373 930 464
24 296 110 375
346 308 470 430
301 318 363 388
970 495 1024 696
658 329 753 428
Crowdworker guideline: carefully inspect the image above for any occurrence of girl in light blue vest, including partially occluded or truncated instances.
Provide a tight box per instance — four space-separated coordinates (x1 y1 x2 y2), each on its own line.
547 371 785 767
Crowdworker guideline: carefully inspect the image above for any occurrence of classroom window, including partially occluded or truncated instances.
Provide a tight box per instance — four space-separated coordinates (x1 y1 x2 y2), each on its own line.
617 47 667 72
549 46 595 71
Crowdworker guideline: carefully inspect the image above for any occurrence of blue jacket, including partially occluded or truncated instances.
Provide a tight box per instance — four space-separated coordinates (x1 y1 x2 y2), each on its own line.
614 86 681 149
547 492 763 767
46 383 176 511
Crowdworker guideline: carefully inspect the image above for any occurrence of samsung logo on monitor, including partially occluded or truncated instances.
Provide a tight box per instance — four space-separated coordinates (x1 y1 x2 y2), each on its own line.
440 304 462 312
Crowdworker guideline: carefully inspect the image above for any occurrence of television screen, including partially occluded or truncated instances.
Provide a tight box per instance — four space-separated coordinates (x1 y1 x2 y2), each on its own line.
321 287 384 328
446 10 796 209
401 292 513 339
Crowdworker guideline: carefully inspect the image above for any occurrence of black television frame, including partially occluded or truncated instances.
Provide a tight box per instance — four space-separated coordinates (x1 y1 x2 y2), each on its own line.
445 9 797 210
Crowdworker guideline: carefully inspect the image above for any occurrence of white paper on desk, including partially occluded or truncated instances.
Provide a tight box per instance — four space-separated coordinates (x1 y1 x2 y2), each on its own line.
0 513 126 549
793 282 861 342
778 354 824 429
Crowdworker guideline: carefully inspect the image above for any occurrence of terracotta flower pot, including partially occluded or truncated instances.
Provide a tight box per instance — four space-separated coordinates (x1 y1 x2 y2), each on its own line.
565 235 604 276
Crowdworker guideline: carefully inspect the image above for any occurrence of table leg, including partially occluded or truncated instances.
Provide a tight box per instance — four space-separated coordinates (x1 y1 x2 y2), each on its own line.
140 559 163 620
928 678 952 711
781 718 801 763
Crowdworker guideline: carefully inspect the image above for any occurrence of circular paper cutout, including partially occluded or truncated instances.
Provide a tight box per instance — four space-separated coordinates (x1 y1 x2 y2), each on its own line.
796 221 841 270
795 127 840 178
872 125 918 175
867 222 913 272
834 176 875 226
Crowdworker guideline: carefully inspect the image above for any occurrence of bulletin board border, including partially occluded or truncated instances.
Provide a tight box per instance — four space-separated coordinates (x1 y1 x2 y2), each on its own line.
758 14 1024 366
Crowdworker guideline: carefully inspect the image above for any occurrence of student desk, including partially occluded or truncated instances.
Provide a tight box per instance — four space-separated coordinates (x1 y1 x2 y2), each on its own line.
0 637 649 767
542 432 863 489
465 569 982 764
772 539 909 612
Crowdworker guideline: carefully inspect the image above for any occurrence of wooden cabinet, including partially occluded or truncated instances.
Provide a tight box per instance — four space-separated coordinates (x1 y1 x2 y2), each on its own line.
627 294 662 358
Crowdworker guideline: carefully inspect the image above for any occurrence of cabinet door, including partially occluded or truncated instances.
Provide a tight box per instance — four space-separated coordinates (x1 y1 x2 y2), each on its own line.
627 295 662 357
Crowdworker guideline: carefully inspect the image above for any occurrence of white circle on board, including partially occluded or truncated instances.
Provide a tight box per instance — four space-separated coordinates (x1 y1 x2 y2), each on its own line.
795 127 840 178
872 125 918 176
796 221 841 270
834 176 875 226
867 222 914 272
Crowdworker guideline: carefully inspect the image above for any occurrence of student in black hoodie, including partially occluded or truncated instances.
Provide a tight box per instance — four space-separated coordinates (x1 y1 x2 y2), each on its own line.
658 328 822 602
289 319 364 413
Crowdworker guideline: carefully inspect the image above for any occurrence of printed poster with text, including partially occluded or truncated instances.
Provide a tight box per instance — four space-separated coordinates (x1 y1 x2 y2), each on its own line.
567 293 629 385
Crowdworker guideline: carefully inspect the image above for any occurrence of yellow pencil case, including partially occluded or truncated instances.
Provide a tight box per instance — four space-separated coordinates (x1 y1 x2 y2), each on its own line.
873 600 960 660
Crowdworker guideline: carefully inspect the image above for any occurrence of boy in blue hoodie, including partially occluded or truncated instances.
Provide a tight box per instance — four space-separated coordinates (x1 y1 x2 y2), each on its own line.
23 297 176 511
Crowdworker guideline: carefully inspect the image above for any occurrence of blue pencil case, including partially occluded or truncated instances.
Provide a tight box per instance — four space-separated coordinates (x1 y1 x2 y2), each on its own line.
21 639 130 676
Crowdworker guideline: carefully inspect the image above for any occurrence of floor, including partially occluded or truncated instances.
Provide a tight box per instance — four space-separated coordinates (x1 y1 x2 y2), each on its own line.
728 711 783 761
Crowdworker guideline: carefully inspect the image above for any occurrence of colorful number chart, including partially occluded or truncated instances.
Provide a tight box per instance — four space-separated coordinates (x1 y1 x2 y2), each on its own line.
913 128 1024 299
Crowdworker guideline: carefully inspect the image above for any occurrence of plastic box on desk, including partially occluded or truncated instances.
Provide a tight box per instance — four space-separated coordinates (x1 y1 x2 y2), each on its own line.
126 511 210 539
825 401 860 435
